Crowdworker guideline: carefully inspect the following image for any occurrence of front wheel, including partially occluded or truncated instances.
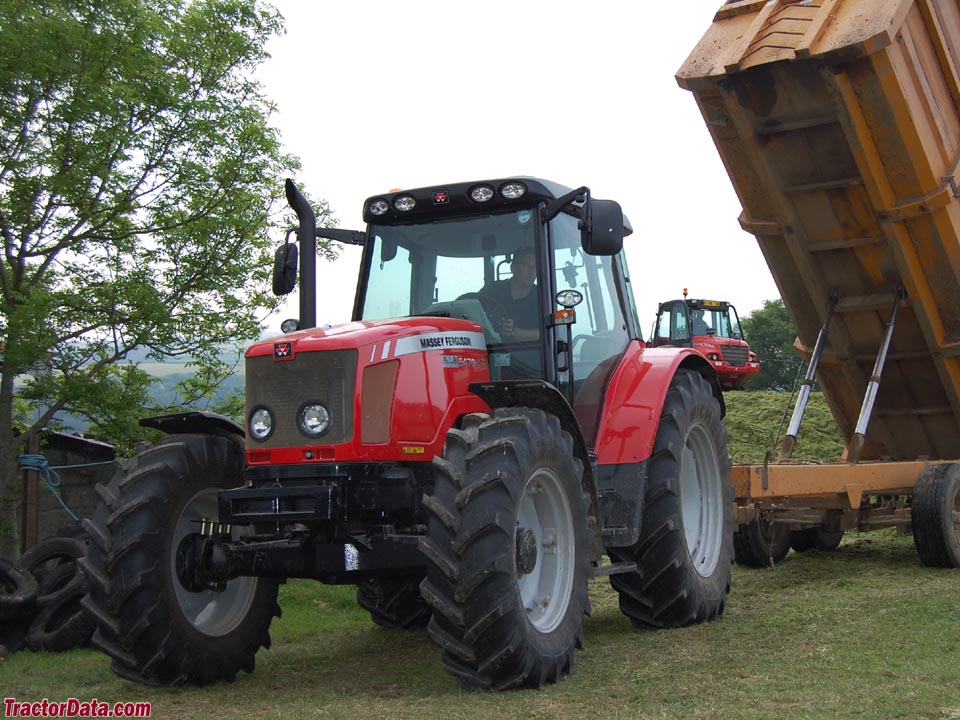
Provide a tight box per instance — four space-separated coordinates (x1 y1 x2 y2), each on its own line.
80 434 280 685
609 370 734 628
419 409 591 689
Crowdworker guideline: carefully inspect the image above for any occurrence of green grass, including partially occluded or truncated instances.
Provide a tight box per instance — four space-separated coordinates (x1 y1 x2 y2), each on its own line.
4 531 960 720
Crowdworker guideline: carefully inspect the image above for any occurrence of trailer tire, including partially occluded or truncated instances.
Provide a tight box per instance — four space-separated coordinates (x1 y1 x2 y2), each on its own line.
79 434 280 685
912 464 960 567
609 370 733 628
733 519 791 567
790 526 843 553
420 408 591 689
356 576 430 629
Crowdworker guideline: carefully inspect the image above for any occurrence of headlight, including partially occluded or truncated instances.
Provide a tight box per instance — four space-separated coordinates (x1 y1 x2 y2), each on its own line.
500 182 527 199
368 199 389 216
298 402 331 438
393 195 416 212
248 406 274 442
280 318 300 333
470 185 495 202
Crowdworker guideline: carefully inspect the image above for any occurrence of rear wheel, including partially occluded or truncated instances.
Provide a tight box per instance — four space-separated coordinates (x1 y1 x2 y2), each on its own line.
734 518 791 567
609 370 733 628
80 434 280 685
420 408 591 689
912 464 960 567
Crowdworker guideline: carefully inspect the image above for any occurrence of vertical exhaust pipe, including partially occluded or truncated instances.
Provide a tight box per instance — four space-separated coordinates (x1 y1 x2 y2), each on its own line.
284 179 316 330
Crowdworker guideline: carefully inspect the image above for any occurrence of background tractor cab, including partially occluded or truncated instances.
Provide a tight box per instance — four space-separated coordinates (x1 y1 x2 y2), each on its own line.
652 292 759 390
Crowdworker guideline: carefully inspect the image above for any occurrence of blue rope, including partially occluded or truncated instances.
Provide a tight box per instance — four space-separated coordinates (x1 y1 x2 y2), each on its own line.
18 454 80 523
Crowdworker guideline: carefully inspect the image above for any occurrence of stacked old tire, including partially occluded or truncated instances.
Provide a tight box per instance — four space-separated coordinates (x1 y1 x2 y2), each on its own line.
0 526 95 655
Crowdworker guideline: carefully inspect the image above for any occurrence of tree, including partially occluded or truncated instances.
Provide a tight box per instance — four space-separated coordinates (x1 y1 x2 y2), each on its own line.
0 0 332 554
741 299 804 391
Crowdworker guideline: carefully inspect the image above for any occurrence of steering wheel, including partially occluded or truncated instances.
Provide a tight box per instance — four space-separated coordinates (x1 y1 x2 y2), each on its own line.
456 292 510 332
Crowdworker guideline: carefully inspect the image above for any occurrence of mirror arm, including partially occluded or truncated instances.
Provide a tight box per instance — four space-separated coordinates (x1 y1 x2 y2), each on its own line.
541 186 589 224
319 228 365 246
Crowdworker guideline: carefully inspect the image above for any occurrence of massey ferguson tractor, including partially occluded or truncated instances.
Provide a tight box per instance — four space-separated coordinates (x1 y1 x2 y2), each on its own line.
80 177 734 690
650 293 760 390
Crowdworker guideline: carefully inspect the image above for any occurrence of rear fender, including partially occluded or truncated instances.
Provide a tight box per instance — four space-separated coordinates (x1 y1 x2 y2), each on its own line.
594 344 723 467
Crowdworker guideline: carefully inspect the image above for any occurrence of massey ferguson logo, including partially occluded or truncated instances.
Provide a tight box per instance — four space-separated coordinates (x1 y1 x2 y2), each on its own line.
273 342 294 360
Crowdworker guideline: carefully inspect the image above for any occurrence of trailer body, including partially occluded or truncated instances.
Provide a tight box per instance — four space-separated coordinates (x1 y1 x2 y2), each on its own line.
679 0 960 556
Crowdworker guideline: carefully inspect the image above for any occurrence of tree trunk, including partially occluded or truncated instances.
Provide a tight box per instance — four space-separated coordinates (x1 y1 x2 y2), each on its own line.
0 368 24 558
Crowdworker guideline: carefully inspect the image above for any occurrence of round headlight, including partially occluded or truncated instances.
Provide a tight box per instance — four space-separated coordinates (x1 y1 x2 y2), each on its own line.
280 318 300 333
500 182 527 200
369 199 389 216
470 185 495 202
249 406 274 442
393 195 416 212
298 402 331 438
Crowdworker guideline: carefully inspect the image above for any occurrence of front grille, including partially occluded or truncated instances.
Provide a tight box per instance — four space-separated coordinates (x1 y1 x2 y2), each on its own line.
722 345 748 367
246 349 357 447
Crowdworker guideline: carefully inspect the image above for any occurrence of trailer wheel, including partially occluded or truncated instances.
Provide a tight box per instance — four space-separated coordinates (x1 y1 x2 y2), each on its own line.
420 408 591 689
790 526 844 553
733 519 791 567
79 434 280 685
912 464 960 567
609 370 733 628
356 576 430 629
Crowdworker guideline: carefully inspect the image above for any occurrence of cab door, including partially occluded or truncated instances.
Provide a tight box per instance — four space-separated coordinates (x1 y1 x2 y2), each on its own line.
653 300 692 347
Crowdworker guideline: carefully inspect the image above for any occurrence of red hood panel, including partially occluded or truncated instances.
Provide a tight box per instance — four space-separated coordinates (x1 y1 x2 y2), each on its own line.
246 317 486 357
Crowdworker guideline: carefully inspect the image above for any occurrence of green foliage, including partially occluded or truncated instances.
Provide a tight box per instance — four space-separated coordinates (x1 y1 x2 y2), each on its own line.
0 1 338 464
724 390 845 463
741 299 804 391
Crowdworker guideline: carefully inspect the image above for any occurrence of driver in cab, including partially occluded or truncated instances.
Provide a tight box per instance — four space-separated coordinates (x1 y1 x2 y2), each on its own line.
480 247 540 342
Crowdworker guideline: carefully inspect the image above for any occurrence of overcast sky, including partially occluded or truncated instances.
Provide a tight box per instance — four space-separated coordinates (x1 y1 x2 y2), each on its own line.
254 1 782 332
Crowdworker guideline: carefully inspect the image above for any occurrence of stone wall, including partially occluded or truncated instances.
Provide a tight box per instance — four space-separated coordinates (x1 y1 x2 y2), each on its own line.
1 433 117 559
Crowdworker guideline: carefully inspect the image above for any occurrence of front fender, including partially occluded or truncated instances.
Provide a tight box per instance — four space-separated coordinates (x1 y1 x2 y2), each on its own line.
139 411 245 440
594 343 722 466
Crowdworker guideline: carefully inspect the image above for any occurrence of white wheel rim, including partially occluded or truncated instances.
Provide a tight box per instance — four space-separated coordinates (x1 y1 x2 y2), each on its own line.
516 468 576 634
679 424 724 577
171 488 258 636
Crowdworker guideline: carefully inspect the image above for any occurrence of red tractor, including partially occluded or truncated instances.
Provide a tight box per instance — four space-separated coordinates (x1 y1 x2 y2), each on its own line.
651 293 760 390
81 177 734 690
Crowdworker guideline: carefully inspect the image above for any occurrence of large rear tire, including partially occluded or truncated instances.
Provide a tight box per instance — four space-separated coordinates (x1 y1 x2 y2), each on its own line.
912 464 960 567
79 434 280 685
609 370 734 628
420 409 591 689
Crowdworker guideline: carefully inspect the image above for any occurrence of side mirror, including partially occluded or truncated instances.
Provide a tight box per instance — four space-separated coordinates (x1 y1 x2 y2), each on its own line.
582 198 624 256
272 241 298 296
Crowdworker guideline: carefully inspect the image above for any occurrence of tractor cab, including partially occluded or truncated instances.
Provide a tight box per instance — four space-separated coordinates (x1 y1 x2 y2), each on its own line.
652 294 759 389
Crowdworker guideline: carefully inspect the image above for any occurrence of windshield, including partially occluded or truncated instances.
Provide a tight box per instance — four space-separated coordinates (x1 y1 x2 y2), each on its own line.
360 210 538 344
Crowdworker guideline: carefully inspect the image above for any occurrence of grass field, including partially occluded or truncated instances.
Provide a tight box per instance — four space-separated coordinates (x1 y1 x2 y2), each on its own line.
4 530 959 720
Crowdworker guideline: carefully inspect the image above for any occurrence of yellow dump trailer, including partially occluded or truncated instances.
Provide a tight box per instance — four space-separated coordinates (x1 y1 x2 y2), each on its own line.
678 0 960 565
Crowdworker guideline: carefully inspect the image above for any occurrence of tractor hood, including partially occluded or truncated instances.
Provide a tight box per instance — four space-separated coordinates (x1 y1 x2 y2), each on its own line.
246 316 488 358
